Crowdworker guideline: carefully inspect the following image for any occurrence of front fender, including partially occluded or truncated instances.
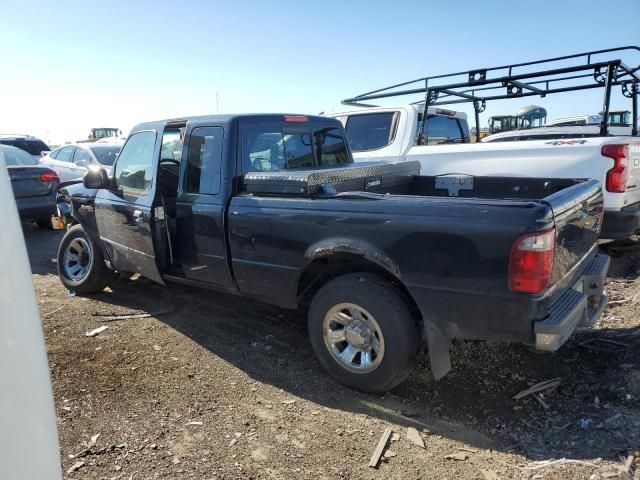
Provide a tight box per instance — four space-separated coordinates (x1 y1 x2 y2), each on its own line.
56 184 109 263
303 237 401 278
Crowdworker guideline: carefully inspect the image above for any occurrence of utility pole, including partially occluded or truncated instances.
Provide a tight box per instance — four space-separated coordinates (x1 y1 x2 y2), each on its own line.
216 92 220 114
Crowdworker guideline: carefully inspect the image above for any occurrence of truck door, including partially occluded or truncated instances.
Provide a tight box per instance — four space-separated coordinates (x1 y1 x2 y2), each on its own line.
173 125 236 291
94 129 164 284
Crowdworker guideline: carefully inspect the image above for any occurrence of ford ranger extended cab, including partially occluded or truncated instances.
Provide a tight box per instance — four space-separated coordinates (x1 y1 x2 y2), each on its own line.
54 113 608 393
335 46 640 240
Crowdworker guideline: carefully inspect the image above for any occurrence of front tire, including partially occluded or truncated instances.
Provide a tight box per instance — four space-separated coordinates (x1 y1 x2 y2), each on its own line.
57 225 111 294
308 273 419 393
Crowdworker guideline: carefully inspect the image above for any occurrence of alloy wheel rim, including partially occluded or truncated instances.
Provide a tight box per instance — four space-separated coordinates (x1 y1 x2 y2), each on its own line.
63 237 92 281
322 302 385 373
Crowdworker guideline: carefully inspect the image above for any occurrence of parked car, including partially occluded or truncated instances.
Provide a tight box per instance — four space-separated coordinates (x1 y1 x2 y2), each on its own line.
2 144 59 228
0 151 62 480
0 134 51 161
53 113 609 393
40 142 121 182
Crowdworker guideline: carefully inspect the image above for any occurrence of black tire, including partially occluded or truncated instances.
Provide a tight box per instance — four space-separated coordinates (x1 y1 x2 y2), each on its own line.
57 224 111 294
308 273 419 393
36 218 53 229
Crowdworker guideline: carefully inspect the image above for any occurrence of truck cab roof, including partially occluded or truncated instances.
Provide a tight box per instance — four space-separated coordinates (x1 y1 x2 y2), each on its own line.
131 113 340 133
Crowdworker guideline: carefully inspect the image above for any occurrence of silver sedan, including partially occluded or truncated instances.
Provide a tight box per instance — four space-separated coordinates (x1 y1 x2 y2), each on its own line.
39 143 121 182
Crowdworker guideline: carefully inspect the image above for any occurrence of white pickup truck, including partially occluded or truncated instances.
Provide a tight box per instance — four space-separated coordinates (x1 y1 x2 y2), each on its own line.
327 105 640 239
330 46 640 239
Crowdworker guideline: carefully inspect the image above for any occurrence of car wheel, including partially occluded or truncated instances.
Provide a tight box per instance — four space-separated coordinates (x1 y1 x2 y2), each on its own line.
308 273 419 393
57 225 111 294
35 218 53 230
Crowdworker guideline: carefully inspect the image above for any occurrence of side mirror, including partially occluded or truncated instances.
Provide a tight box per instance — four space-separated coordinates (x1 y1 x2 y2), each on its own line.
75 159 89 169
83 167 110 189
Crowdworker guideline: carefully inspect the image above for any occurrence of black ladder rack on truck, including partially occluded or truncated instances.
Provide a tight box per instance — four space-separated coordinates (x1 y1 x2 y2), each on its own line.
341 46 640 139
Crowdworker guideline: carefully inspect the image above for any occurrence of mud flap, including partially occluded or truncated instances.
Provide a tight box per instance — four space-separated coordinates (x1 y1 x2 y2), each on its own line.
424 321 451 380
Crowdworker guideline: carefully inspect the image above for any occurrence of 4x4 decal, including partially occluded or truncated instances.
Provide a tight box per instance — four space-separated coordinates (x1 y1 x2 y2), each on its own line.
545 140 588 145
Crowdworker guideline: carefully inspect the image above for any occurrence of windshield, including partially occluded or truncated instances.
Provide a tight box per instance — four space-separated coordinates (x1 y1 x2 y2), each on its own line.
89 145 121 166
0 139 50 156
2 146 39 166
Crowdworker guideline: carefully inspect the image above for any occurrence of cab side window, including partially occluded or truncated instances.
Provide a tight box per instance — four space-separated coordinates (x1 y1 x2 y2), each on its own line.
186 127 223 194
56 146 75 163
113 131 156 194
73 148 92 164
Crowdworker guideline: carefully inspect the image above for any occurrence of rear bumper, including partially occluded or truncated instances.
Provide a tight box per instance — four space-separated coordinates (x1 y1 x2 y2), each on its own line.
534 254 609 351
16 192 57 220
601 202 640 239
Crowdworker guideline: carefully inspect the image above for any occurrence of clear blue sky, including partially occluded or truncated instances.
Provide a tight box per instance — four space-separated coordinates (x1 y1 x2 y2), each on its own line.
1 0 639 144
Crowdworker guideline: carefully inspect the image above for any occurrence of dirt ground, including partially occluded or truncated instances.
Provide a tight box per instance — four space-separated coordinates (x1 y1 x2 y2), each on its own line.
24 225 640 480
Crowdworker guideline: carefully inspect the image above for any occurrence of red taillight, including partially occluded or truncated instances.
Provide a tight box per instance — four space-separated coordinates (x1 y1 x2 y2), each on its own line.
509 229 555 294
602 144 629 193
284 115 309 123
39 171 60 183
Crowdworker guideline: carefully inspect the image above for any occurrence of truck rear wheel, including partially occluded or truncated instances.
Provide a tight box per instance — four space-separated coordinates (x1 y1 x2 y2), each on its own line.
308 273 419 393
57 225 111 294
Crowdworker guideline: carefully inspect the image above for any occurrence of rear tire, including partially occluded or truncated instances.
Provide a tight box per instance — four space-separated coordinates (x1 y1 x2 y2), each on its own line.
36 218 53 229
308 273 419 393
57 225 111 294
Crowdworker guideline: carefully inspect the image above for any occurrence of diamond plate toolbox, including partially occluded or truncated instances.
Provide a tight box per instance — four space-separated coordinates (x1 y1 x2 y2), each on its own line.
243 161 421 196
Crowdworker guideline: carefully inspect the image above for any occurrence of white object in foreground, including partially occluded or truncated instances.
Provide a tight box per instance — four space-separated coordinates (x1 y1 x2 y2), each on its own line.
0 152 62 478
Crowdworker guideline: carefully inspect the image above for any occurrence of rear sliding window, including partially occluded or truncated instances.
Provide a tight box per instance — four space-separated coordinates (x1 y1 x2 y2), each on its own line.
424 115 468 145
243 125 349 172
344 112 397 152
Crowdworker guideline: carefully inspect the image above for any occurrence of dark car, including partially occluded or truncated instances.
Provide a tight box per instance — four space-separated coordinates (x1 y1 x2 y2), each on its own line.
2 144 60 228
0 134 51 161
54 114 608 392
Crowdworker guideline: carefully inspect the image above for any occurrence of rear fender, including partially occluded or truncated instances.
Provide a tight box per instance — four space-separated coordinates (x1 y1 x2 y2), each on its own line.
303 238 452 380
303 237 401 277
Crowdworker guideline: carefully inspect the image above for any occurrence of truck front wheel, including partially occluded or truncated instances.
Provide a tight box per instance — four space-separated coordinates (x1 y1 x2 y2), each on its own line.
308 273 419 393
57 225 111 294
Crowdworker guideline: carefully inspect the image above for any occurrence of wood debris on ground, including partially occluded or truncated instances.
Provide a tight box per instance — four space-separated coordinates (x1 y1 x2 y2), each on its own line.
405 427 425 448
480 469 500 480
85 325 108 337
512 377 562 400
94 307 173 321
445 452 469 461
368 428 392 468
67 461 85 474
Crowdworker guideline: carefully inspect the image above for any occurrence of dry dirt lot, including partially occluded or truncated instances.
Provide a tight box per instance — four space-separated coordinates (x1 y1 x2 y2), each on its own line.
24 225 640 480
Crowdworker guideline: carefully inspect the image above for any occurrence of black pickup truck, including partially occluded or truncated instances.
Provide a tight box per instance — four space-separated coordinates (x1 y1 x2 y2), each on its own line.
54 114 609 393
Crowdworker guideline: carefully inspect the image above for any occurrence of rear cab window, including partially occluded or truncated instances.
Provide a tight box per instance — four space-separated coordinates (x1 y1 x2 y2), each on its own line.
242 122 349 173
423 115 469 144
344 112 398 152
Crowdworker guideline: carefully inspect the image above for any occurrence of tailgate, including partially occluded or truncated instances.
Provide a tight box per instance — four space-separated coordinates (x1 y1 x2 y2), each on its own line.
542 179 604 286
626 141 640 205
8 167 53 198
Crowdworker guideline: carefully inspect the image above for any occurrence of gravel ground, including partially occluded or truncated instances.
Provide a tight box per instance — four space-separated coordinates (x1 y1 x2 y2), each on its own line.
25 225 640 479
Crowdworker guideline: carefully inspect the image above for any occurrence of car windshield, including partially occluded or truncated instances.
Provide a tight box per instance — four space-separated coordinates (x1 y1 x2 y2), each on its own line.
0 138 50 156
2 147 39 166
89 145 121 166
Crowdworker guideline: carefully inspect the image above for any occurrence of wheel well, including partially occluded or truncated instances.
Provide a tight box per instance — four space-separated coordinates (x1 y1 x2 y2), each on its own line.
297 254 423 325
